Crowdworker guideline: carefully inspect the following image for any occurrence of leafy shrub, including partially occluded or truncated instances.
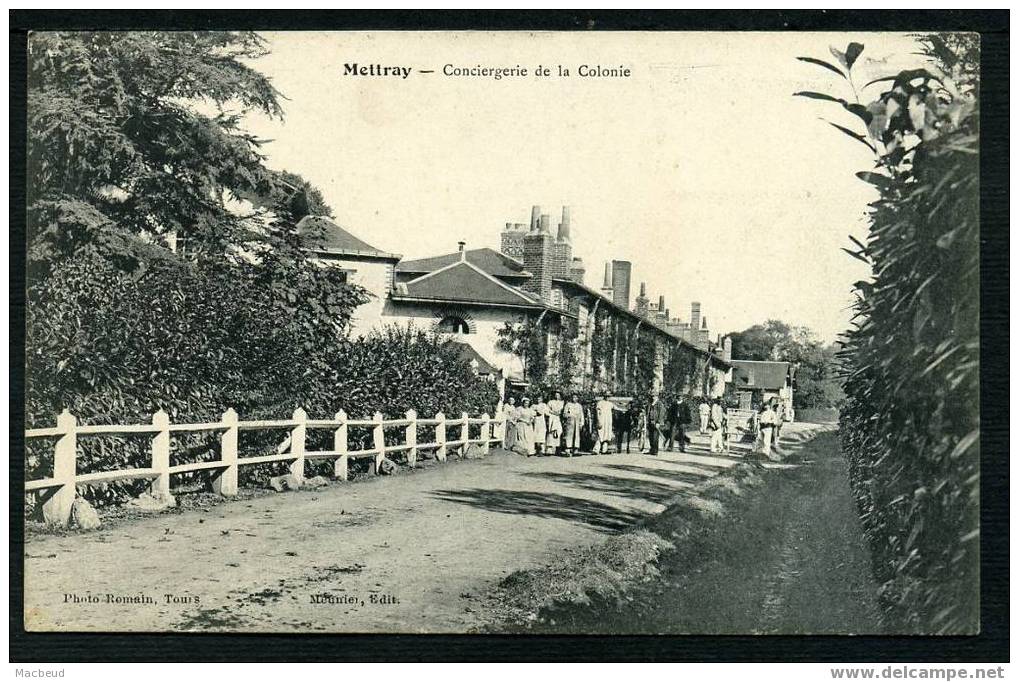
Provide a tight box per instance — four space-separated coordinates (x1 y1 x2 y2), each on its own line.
799 36 979 633
25 252 498 506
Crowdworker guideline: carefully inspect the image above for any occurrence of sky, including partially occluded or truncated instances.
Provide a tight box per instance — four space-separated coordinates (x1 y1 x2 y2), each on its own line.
239 31 928 342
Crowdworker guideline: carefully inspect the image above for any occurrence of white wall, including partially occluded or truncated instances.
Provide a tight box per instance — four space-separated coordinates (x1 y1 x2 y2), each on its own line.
379 301 528 380
313 255 394 335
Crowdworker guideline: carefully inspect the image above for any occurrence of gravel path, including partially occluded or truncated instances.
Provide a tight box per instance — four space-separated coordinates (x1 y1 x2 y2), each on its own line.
24 431 747 633
512 424 884 635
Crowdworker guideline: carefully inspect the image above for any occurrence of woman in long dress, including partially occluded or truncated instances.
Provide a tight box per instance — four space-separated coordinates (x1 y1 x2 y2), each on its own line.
595 394 616 454
514 397 536 456
532 396 549 456
546 391 565 456
562 393 585 457
502 396 518 451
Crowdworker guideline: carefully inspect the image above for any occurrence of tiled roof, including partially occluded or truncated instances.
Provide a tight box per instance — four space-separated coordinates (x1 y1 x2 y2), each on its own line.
551 277 730 367
397 248 530 278
397 261 543 308
297 215 399 260
731 360 792 390
448 340 499 375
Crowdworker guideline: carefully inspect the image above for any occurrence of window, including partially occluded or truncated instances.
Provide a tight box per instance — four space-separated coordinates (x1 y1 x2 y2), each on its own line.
437 315 470 335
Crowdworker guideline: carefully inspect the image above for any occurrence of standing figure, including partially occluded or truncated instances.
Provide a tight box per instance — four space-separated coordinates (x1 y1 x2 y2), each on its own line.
664 398 681 452
647 393 667 456
615 402 635 454
514 397 536 456
671 397 691 453
709 398 726 453
546 391 565 455
634 401 648 453
595 394 616 454
772 398 786 452
532 396 549 456
562 393 585 457
756 401 778 460
502 396 518 451
698 399 711 435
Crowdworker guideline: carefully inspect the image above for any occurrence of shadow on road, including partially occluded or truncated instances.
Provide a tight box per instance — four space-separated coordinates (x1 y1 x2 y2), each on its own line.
430 488 643 531
521 469 701 506
596 464 712 489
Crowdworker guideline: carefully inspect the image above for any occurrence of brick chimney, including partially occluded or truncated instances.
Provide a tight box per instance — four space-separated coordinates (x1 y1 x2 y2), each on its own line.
600 262 614 300
521 216 554 301
611 260 631 310
634 281 650 318
553 206 573 278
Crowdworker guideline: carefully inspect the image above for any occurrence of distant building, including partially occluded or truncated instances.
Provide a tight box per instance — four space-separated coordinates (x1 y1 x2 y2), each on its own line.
729 360 796 417
301 207 731 397
661 301 713 351
297 215 401 333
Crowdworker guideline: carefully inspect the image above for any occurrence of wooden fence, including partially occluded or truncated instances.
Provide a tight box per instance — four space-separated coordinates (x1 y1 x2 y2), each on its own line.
25 406 506 527
725 408 758 445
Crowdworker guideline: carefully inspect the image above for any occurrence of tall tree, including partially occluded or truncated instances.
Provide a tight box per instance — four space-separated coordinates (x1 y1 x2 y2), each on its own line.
725 320 844 409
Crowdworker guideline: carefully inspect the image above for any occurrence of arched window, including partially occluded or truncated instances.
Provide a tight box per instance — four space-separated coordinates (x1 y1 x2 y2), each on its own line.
437 315 470 335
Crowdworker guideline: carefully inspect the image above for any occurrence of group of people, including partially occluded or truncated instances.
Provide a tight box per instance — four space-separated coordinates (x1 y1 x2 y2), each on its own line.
754 397 787 460
501 392 586 457
501 391 790 461
501 392 736 458
645 395 728 455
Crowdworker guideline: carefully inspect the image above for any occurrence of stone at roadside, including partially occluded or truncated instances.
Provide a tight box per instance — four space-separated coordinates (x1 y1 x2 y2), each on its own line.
464 444 485 459
126 492 177 512
268 474 303 492
378 458 398 476
305 475 329 489
70 497 101 530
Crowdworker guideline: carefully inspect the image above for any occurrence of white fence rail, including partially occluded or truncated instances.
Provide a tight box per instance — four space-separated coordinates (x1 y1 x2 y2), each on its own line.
725 408 758 445
26 406 506 527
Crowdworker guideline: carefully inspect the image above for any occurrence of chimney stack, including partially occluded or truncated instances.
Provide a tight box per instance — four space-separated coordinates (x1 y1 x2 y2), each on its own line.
458 241 466 252
569 256 586 284
702 316 708 329
610 260 632 310
634 281 650 318
558 206 572 242
530 205 541 232
539 214 551 234
601 262 614 299
691 301 701 332
658 295 666 311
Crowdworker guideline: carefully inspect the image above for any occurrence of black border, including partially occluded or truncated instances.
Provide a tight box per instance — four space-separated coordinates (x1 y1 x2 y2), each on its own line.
9 10 1009 663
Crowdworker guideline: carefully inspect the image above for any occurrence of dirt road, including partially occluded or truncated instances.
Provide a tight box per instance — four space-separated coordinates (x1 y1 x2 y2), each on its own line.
513 425 884 635
25 429 768 633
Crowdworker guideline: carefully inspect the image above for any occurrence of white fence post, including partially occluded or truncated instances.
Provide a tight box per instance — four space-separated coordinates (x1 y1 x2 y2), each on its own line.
290 408 307 484
333 409 348 481
435 412 447 462
481 413 491 454
151 409 171 499
372 411 385 475
460 411 469 457
213 408 238 496
494 401 504 442
405 409 417 467
43 409 77 526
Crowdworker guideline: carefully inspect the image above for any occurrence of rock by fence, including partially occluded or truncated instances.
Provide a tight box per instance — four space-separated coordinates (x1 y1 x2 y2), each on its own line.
25 406 506 527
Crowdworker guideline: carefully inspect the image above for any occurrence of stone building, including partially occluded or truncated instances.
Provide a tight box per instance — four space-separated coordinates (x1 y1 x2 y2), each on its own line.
302 207 731 398
729 360 796 418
